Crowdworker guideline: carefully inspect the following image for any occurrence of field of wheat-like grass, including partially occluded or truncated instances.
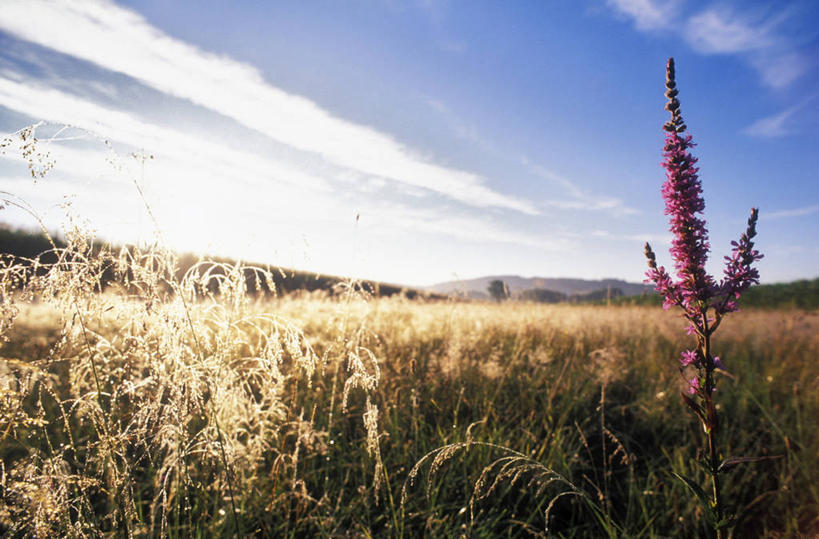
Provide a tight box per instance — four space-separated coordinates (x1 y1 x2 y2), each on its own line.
1 242 817 537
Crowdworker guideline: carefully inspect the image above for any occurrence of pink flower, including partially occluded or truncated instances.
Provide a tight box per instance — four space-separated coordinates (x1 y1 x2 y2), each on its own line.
688 377 700 395
644 58 761 324
716 209 763 314
681 350 699 367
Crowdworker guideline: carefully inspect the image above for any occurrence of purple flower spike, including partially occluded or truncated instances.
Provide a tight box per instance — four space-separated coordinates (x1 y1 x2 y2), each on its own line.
648 58 716 318
643 58 757 535
717 208 763 314
644 58 762 330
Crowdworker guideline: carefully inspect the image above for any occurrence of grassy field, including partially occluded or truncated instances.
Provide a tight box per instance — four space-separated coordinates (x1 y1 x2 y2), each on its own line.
1 245 817 537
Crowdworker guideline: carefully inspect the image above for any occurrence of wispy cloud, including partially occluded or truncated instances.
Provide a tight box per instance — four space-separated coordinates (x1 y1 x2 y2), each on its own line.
605 0 681 30
750 51 807 89
0 75 332 194
0 76 344 253
366 203 576 250
521 159 585 198
422 99 637 216
591 229 671 244
423 97 498 154
764 204 819 219
743 95 815 137
683 6 807 88
684 8 774 54
605 2 810 89
0 0 534 214
541 197 638 215
0 73 571 277
522 159 639 215
743 106 798 137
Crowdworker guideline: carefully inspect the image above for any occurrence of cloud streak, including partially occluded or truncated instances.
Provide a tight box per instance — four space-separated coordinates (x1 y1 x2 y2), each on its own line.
0 0 535 214
743 95 815 137
606 1 810 89
764 204 819 220
605 0 680 30
684 8 774 54
0 75 333 193
0 74 566 277
743 106 797 137
684 6 806 88
423 100 636 216
522 159 639 215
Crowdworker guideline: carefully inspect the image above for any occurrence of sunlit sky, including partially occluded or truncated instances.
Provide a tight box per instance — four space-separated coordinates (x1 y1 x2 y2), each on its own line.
0 1 817 287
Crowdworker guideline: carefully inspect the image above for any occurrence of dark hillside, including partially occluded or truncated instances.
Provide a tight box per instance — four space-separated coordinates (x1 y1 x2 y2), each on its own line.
0 225 441 300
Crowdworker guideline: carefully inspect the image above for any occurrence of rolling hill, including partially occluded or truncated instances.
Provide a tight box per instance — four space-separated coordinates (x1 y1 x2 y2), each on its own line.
427 275 652 299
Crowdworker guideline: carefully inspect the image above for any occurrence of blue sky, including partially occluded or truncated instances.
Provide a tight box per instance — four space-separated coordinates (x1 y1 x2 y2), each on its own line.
0 0 817 286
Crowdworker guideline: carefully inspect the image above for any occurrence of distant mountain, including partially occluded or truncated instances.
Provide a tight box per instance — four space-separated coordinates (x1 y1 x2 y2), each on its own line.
427 275 652 299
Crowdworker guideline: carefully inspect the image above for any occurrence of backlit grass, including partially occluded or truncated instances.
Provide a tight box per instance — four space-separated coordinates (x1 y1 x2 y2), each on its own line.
2 258 816 536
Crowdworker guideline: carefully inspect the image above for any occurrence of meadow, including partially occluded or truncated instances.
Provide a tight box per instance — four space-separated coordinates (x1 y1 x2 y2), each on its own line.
1 240 816 537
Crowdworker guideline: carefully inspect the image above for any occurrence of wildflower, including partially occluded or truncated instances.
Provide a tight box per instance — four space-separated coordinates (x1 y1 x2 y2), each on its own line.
680 349 699 367
688 377 700 395
645 57 715 321
644 57 763 539
644 57 762 365
716 208 763 314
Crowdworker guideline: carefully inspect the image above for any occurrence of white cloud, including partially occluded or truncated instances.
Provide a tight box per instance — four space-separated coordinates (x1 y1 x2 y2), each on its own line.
683 7 807 88
684 8 772 54
586 229 670 244
0 0 535 215
0 75 333 194
750 51 807 89
0 74 354 255
0 74 570 281
743 96 815 137
605 2 809 89
765 204 819 220
522 159 639 215
522 159 586 198
363 202 576 250
542 197 638 215
605 0 681 30
743 107 797 137
627 233 672 244
422 100 636 216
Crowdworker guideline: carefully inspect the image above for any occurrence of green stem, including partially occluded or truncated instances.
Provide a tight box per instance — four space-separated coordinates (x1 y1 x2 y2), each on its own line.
707 421 723 539
702 313 723 539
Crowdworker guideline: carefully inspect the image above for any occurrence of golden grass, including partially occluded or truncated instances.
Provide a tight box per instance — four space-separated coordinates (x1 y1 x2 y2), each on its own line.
1 239 817 536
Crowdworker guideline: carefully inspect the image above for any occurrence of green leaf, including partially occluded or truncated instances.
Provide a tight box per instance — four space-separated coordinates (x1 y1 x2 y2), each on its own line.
715 516 738 530
671 472 715 523
718 455 784 473
681 393 706 424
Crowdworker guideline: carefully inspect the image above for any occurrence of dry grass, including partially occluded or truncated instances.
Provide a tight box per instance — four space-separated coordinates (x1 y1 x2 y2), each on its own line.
0 233 384 536
2 250 817 537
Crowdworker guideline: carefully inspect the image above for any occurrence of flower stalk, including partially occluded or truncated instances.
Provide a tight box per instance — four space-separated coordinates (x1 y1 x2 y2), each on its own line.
644 58 763 538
